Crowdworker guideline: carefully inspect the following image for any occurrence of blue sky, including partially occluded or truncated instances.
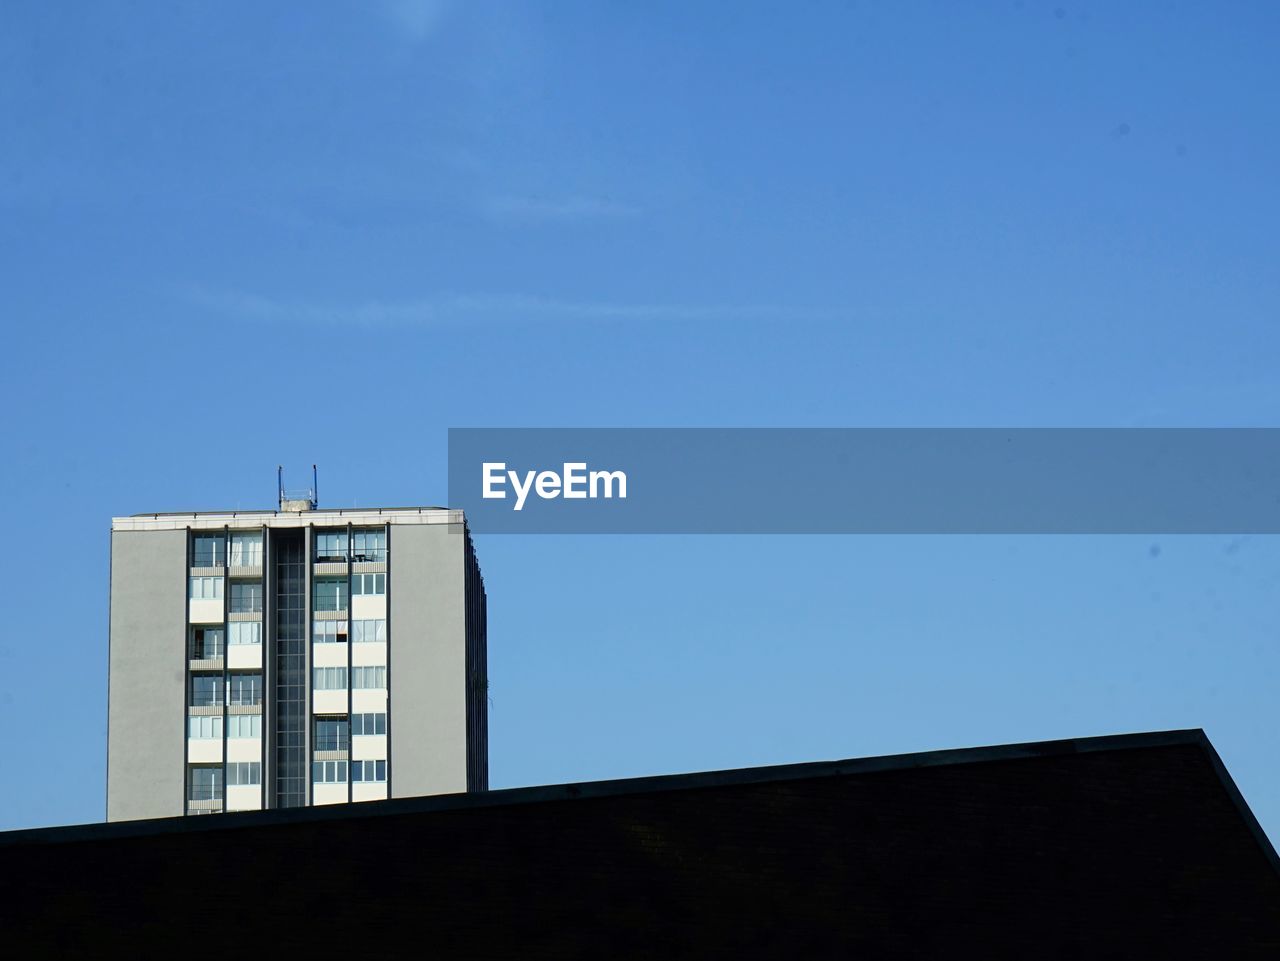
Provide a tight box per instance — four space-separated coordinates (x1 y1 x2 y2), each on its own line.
1 2 1278 835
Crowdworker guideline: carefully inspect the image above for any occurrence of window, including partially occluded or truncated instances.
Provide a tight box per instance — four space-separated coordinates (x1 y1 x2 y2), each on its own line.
229 622 261 646
313 619 349 644
190 675 223 707
315 531 347 562
191 534 225 567
189 626 224 659
351 712 387 736
228 580 263 613
313 577 348 612
189 576 223 600
229 531 263 567
351 666 386 689
227 714 261 738
313 760 347 783
188 715 223 739
351 528 386 562
314 717 349 751
227 761 261 786
188 766 223 801
352 573 385 597
352 619 386 643
352 760 387 783
313 667 347 690
228 672 262 706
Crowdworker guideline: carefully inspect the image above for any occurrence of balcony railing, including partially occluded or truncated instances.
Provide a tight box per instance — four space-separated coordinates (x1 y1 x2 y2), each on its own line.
313 734 350 752
315 546 386 563
190 641 225 659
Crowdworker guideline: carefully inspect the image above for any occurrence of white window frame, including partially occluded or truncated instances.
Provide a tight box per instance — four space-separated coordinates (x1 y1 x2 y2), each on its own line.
352 619 387 643
352 666 387 690
189 576 224 600
352 759 387 783
312 760 348 783
188 715 223 739
229 531 263 567
352 573 386 597
227 761 261 786
228 579 263 613
227 715 261 738
313 666 348 690
229 622 262 646
313 620 349 644
352 712 387 736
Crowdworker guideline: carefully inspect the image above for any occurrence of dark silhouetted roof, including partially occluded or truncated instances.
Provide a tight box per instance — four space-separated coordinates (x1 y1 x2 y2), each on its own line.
3 729 1278 958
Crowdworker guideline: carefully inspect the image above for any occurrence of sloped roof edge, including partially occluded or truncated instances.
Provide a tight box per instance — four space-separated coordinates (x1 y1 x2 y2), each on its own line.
3 728 1275 878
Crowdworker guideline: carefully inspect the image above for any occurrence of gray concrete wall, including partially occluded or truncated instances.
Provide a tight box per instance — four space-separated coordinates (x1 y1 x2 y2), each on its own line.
390 524 468 798
107 529 187 822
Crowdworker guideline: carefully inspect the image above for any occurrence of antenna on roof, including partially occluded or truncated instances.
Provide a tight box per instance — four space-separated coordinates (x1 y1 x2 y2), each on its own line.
278 466 317 513
313 464 318 508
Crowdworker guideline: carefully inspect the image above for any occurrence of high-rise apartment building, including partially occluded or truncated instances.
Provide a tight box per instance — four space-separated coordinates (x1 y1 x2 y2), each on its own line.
107 489 487 821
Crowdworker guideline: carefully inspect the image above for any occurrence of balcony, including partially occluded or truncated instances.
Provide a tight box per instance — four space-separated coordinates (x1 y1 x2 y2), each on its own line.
189 639 224 659
187 777 224 813
189 641 224 671
188 687 224 710
228 583 264 615
313 733 350 752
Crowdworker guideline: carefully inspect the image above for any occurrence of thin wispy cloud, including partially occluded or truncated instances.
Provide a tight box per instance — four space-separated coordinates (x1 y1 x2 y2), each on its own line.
482 195 644 223
381 0 450 43
182 287 807 328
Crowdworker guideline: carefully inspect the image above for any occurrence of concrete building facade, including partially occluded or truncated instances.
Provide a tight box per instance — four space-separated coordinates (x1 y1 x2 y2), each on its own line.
107 499 487 822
